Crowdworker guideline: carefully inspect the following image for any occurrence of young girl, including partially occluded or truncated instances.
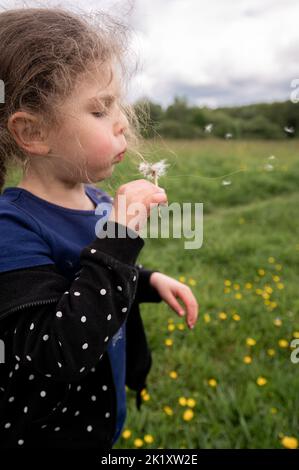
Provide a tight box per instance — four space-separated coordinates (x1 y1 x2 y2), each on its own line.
0 7 198 449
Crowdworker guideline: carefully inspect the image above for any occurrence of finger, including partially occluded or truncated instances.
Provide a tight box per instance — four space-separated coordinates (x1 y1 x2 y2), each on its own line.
163 292 186 317
176 287 199 328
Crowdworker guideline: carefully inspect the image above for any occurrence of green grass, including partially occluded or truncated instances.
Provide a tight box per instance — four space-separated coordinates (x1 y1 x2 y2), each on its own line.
5 138 299 449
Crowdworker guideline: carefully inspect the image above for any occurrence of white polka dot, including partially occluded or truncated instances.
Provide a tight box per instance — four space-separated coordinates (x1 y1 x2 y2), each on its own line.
45 374 52 378
23 406 28 414
74 411 80 416
14 328 17 334
26 355 32 362
8 396 14 403
91 367 96 372
54 427 60 432
43 334 49 341
87 425 93 432
133 275 137 282
15 355 20 362
40 391 46 398
15 363 19 370
107 314 112 321
105 412 110 418
64 291 69 295
41 424 47 429
9 371 13 378
82 343 88 350
4 422 11 429
99 354 103 360
117 285 122 291
74 291 81 296
29 322 34 331
81 315 86 323
58 362 62 368
100 289 106 295
122 307 127 313
91 395 96 401
80 367 85 373
56 311 63 318
62 407 67 413
18 439 24 446
102 385 108 391
75 277 79 281
28 374 34 380
104 336 109 342
77 385 81 392
90 249 96 254
59 341 62 347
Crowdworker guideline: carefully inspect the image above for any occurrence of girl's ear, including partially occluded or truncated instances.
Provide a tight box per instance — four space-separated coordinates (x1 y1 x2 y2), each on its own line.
7 111 50 156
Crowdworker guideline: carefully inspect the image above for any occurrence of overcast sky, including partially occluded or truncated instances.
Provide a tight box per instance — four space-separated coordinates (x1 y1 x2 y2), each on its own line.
2 0 298 108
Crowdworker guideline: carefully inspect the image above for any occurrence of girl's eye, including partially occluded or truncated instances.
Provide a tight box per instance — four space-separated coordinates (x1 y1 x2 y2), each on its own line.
92 111 106 118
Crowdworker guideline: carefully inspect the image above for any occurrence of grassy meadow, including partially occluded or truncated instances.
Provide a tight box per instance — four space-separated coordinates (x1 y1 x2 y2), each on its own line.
6 138 299 449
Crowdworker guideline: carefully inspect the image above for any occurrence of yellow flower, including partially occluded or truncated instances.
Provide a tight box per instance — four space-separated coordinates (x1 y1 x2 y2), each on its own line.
168 324 175 332
235 293 243 300
277 283 284 290
268 257 275 264
218 312 227 320
224 287 231 294
179 276 186 283
270 301 277 309
264 299 271 306
186 398 196 408
144 434 154 444
278 339 289 348
267 348 275 357
188 278 197 286
270 407 278 414
122 429 132 439
256 288 263 295
183 409 194 421
169 371 178 379
142 393 150 401
134 438 144 448
273 275 280 282
204 313 211 323
281 436 298 449
293 331 299 339
262 292 270 300
273 318 282 327
275 264 282 271
163 406 173 416
243 355 252 364
256 376 267 386
233 314 241 321
208 378 218 388
177 324 185 331
265 286 273 294
224 280 231 287
141 388 147 397
233 283 240 290
246 337 256 346
178 397 187 406
258 269 265 276
245 283 252 289
165 338 173 347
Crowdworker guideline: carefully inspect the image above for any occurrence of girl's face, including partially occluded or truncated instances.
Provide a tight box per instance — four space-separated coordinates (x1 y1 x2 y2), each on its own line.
48 67 129 183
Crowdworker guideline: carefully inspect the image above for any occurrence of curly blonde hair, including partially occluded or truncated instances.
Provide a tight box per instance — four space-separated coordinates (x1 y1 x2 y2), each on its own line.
0 6 145 192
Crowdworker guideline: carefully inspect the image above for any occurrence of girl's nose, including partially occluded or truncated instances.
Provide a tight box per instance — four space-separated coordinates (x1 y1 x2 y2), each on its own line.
114 108 129 135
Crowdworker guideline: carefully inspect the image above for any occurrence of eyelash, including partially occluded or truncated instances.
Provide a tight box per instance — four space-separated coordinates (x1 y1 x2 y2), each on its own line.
92 111 106 118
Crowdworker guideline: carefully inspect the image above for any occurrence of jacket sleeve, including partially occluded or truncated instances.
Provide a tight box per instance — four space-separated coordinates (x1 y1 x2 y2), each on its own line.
0 221 145 382
134 265 162 303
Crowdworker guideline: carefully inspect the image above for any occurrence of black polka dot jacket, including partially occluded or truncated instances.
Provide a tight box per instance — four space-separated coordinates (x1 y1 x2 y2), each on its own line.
0 221 162 449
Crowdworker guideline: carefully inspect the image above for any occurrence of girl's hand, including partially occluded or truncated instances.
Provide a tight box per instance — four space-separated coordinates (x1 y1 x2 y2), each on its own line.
149 272 199 329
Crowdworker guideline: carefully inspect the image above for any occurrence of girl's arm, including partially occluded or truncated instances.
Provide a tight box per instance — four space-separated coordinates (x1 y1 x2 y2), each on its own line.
0 221 144 383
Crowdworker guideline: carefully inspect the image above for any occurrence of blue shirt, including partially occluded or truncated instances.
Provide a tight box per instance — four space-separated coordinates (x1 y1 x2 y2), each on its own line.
0 184 127 444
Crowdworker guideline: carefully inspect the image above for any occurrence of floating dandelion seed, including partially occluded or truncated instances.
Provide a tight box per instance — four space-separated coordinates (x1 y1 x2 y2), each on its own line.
268 155 276 161
204 123 213 133
222 179 232 186
138 159 169 217
264 163 274 172
225 133 233 139
284 126 295 134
